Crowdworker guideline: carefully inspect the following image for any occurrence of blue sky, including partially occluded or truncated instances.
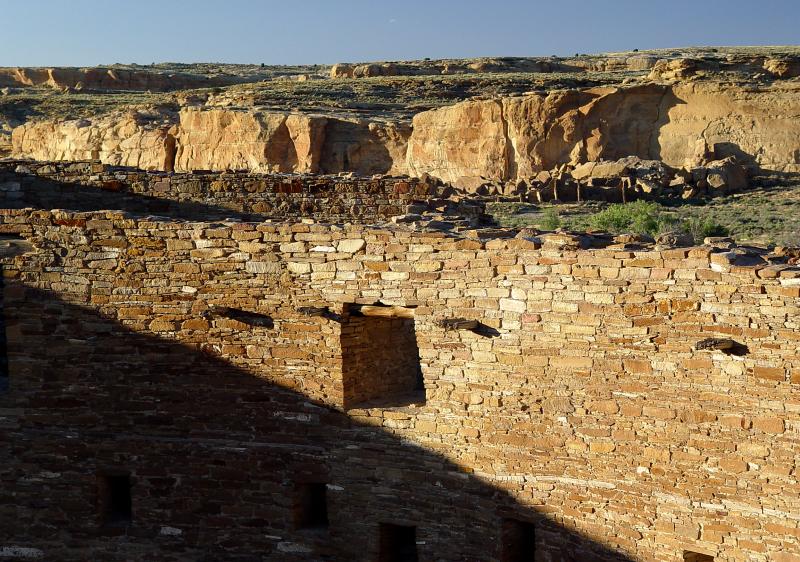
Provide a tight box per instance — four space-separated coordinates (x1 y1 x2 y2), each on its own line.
3 0 798 66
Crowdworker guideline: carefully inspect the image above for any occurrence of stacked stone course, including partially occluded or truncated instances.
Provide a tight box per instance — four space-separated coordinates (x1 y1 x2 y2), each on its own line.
0 203 798 560
0 160 469 224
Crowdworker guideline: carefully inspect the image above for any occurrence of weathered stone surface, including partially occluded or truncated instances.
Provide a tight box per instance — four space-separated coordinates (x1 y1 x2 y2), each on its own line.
175 108 328 173
11 110 177 171
11 81 800 183
13 109 411 176
0 203 798 561
0 66 240 91
406 82 800 186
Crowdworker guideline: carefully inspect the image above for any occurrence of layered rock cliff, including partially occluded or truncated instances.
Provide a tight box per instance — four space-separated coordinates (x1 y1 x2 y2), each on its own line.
10 81 800 184
174 109 327 173
407 82 800 187
11 110 176 170
0 67 239 91
11 108 411 176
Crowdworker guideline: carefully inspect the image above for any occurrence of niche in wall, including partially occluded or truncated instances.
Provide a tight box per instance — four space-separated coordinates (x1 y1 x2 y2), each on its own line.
340 304 424 409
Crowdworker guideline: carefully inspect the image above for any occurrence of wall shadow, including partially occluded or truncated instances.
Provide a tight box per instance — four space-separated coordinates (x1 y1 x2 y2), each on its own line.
1 171 270 222
0 282 637 562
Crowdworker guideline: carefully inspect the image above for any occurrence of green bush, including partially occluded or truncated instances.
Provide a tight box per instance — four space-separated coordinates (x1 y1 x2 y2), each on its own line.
587 201 672 236
681 217 730 242
539 208 562 230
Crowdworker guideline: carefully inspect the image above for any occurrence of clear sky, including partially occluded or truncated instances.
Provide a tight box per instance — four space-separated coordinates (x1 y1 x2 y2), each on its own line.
3 0 798 66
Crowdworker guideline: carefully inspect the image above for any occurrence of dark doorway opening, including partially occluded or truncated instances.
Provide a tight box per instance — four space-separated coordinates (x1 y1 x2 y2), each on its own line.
379 523 418 562
501 518 536 562
294 482 329 530
97 473 132 526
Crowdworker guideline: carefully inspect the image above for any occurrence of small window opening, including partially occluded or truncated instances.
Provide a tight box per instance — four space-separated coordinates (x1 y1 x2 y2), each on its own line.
294 482 329 530
341 304 425 409
379 523 418 562
501 518 535 562
684 552 714 562
97 473 132 525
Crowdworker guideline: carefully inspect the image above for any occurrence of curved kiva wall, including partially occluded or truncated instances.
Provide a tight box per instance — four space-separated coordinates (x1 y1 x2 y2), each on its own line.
0 207 798 560
11 82 800 183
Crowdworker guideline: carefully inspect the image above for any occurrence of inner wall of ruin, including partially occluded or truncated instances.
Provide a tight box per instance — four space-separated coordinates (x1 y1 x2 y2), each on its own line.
1 204 798 560
0 161 485 225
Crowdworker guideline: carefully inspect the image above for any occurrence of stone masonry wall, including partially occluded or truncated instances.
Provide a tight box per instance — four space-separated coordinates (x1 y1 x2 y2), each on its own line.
0 208 799 561
0 160 443 224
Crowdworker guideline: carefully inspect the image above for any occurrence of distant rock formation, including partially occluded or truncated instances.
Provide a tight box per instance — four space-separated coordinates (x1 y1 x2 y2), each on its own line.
11 82 800 185
0 67 239 92
12 108 411 176
407 82 800 188
11 110 176 170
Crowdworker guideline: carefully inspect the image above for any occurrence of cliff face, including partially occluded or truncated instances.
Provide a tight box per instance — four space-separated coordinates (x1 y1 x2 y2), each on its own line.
0 67 237 91
407 82 800 187
319 119 410 176
174 109 328 173
11 82 800 182
11 111 176 171
659 82 800 172
174 110 410 175
12 108 411 176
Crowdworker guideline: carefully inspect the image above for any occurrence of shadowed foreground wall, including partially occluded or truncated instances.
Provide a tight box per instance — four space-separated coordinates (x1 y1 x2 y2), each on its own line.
0 160 439 224
0 207 798 560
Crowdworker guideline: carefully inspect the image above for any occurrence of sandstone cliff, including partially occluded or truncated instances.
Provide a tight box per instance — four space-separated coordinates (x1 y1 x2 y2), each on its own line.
407 82 800 188
175 109 409 175
11 108 411 176
174 109 327 173
11 110 177 171
0 67 237 91
11 82 800 184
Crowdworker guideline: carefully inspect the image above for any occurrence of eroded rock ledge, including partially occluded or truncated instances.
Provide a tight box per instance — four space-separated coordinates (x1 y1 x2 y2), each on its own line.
10 81 800 190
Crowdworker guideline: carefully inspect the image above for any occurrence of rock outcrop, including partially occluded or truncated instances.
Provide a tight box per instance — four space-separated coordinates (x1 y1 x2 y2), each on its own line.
407 81 800 188
11 108 411 176
10 82 800 184
659 82 800 173
175 110 410 175
11 110 177 171
0 67 238 91
406 85 671 188
319 118 410 176
175 109 328 173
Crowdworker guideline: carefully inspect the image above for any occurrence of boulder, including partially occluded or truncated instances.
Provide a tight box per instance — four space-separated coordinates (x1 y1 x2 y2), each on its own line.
352 63 397 78
763 58 800 79
656 231 694 247
571 157 673 186
704 157 748 194
647 58 700 81
329 64 355 78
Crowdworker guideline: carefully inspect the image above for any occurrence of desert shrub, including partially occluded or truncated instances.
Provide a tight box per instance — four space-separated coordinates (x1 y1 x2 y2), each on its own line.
588 201 672 236
774 230 800 247
681 217 730 243
540 208 562 230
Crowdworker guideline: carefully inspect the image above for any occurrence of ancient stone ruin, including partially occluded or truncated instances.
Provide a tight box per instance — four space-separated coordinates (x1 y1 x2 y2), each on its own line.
1 48 799 561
